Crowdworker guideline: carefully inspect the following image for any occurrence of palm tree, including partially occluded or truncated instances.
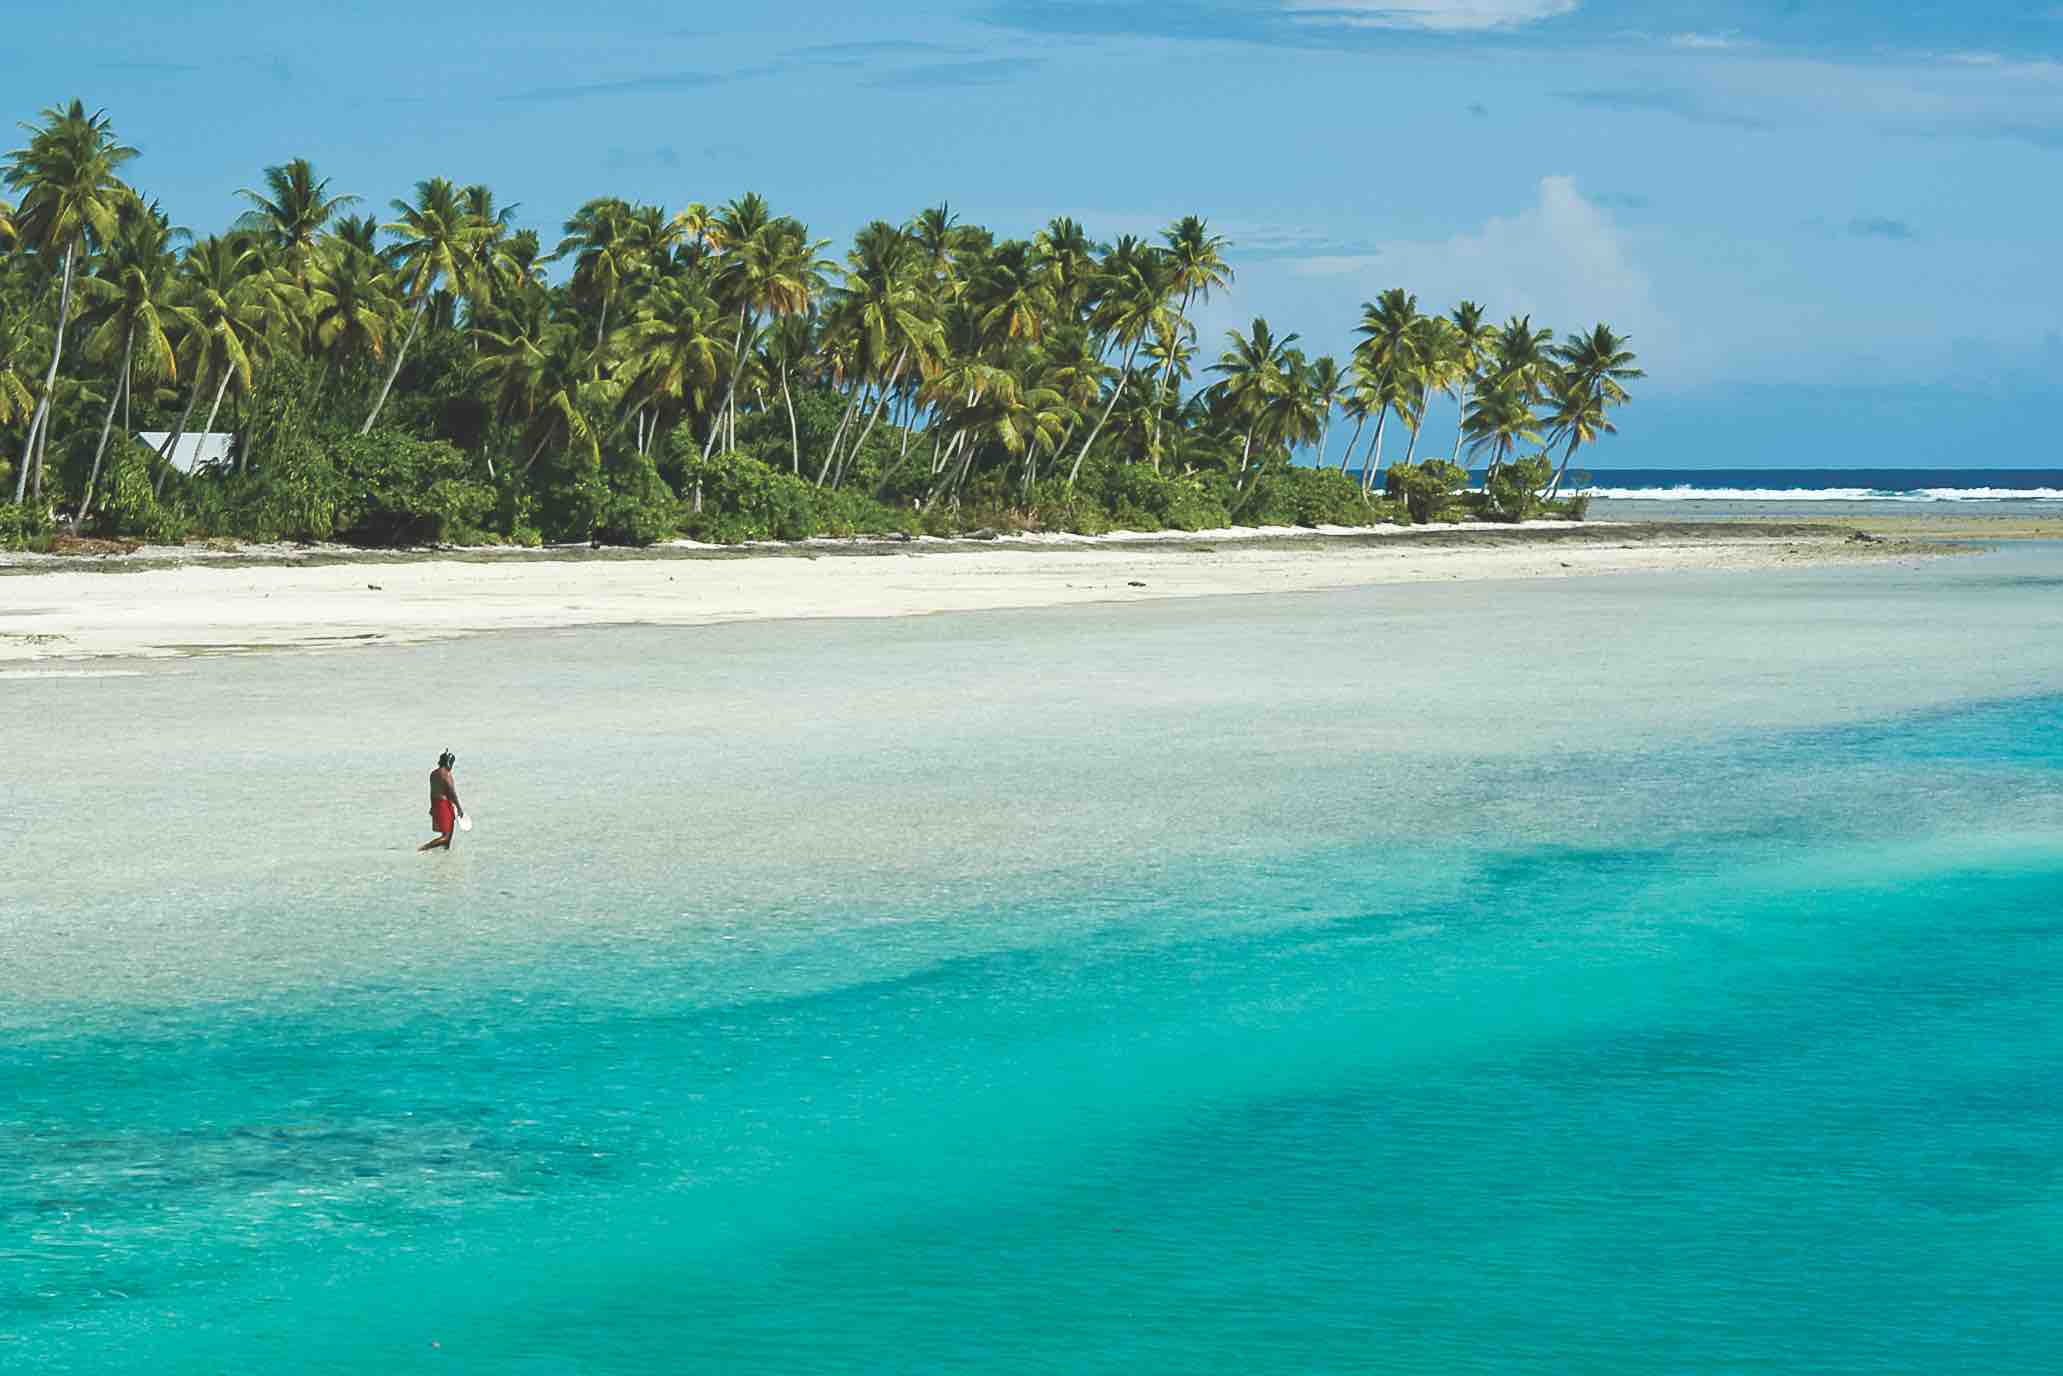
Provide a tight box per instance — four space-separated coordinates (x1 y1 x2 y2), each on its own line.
158 233 293 487
1305 354 1346 468
1398 316 1458 468
1461 374 1544 474
0 299 42 436
460 183 523 299
553 197 642 356
709 198 827 456
76 195 189 516
304 238 396 370
0 196 19 253
1033 216 1099 317
1350 288 1421 492
235 158 358 279
820 221 942 488
1476 315 1555 482
974 239 1056 350
4 100 137 501
1545 324 1641 496
1065 235 1173 485
330 213 381 254
613 274 729 464
762 311 816 474
363 177 484 433
1159 215 1232 387
1207 316 1301 486
1445 301 1495 467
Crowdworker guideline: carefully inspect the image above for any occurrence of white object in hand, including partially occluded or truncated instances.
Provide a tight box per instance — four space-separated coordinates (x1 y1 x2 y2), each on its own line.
458 814 473 832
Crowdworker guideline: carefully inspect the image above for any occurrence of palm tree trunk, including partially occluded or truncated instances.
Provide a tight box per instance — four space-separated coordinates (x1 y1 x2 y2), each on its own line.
361 297 428 435
1450 378 1472 466
200 369 233 449
781 370 801 474
1066 336 1144 487
32 396 54 501
1360 407 1389 494
706 306 752 459
1547 435 1581 499
1234 428 1255 490
81 332 135 522
1338 413 1366 472
15 237 79 503
519 430 552 474
835 348 907 489
154 370 207 498
816 389 865 488
1317 415 1334 470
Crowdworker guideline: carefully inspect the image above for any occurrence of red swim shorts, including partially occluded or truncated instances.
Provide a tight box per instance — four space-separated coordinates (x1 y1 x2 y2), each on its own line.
431 799 456 833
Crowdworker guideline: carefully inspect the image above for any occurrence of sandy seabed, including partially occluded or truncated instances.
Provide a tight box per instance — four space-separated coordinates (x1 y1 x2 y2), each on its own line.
0 520 1953 664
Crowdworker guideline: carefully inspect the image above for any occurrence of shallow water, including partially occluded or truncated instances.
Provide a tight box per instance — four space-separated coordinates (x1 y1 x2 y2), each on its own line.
6 547 2063 1372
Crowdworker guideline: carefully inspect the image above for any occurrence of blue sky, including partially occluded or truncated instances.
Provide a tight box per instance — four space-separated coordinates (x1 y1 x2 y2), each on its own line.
9 0 2063 467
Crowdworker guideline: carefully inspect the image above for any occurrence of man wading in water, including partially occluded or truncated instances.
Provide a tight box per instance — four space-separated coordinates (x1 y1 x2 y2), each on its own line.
420 750 466 852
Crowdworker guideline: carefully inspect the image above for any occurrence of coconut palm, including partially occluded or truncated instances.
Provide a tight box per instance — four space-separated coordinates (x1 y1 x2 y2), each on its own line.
1398 316 1459 467
1545 324 1641 495
1064 235 1173 485
820 221 943 488
304 239 397 370
460 183 523 299
1475 315 1556 480
613 274 730 459
1445 301 1495 466
5 100 137 500
158 233 294 487
76 196 189 515
1033 216 1099 317
1159 215 1232 384
234 158 358 279
1350 288 1422 492
552 196 642 355
974 239 1056 350
363 177 484 433
708 199 828 456
330 213 381 254
1207 316 1301 486
0 196 18 253
0 299 43 435
1461 374 1543 473
1303 354 1346 468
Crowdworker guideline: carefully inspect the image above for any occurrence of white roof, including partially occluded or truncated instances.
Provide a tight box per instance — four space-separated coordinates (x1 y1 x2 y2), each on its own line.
138 432 236 474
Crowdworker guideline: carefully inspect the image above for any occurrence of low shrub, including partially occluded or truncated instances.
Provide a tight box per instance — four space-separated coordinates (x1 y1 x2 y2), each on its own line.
0 500 54 552
329 432 498 545
1485 455 1554 523
1385 459 1471 524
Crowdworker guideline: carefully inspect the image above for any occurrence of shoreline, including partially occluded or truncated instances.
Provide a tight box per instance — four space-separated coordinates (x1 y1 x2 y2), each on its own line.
0 521 1962 665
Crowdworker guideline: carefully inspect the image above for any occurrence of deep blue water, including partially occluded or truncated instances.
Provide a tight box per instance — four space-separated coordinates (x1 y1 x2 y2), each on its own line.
8 686 2063 1373
1569 468 2063 501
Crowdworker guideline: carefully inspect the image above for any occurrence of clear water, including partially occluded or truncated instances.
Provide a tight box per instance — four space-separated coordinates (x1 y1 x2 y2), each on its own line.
7 547 2063 1372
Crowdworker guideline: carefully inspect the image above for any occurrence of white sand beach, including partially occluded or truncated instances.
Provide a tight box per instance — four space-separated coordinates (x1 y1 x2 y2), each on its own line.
0 522 1948 664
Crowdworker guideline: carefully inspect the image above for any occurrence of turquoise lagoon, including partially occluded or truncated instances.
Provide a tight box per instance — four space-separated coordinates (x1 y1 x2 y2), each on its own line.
5 546 2063 1372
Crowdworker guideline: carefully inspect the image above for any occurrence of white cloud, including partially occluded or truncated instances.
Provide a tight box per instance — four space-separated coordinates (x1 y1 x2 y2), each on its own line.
1288 176 1664 350
1668 32 1742 50
1285 0 1577 34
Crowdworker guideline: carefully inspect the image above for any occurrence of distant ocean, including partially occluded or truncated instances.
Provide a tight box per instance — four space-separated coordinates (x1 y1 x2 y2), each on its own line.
1572 468 2063 504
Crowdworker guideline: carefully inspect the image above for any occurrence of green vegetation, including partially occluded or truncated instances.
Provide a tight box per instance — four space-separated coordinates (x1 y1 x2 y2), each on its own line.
0 101 1638 552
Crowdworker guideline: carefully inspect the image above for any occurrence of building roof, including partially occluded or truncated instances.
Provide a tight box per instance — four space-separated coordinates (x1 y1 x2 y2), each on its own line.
136 432 236 474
